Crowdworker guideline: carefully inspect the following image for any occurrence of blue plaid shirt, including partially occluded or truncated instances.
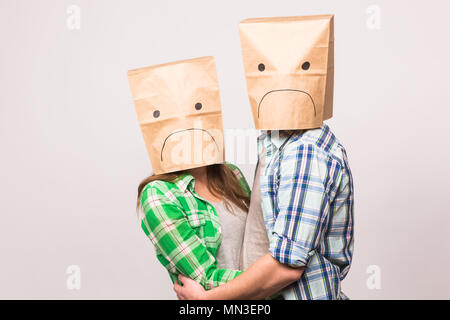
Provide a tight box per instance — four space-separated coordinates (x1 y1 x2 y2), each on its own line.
259 124 354 300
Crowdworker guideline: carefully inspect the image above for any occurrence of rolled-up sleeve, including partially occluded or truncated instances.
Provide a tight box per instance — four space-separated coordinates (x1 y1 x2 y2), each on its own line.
269 143 337 268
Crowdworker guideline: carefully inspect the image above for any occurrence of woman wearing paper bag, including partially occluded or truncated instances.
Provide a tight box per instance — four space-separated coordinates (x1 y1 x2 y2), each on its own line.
127 57 250 289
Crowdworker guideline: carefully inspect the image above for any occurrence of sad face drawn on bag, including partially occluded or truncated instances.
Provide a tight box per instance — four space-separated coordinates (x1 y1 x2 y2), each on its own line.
239 15 335 130
255 61 317 119
155 102 221 164
128 57 225 174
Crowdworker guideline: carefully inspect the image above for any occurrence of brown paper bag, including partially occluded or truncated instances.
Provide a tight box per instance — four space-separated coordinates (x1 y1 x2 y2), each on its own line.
127 56 225 174
239 14 334 130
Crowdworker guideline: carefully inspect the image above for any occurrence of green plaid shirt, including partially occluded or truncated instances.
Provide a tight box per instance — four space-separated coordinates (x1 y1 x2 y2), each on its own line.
140 164 250 290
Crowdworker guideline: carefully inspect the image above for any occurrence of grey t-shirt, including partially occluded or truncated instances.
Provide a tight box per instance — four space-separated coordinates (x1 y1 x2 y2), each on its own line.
240 153 270 269
214 201 247 270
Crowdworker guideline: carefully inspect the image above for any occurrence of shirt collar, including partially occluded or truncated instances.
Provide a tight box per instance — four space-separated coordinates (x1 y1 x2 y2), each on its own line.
175 173 195 192
263 130 292 151
174 172 212 204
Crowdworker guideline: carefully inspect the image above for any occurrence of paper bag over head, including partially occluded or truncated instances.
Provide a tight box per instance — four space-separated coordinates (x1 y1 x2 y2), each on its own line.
127 56 225 174
239 14 334 130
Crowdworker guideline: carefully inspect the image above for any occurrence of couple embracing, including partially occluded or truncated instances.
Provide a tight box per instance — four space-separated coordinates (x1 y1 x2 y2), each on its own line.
127 14 354 300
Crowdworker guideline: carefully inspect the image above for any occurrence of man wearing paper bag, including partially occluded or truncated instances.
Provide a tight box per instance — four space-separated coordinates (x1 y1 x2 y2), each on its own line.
175 14 355 300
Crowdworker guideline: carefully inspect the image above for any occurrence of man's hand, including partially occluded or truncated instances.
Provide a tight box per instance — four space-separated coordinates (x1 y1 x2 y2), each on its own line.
173 274 207 300
175 254 303 300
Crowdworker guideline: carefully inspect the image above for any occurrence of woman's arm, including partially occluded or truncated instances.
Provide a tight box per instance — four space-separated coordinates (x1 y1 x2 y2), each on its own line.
141 180 242 289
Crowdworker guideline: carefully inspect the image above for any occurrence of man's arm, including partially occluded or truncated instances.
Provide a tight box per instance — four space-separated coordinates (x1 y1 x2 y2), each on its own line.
175 143 332 300
175 253 304 300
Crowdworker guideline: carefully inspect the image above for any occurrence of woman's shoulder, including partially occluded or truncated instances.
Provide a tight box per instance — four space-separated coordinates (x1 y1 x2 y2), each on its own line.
139 178 187 215
225 162 249 182
140 177 184 203
224 162 243 178
142 179 173 193
224 162 251 195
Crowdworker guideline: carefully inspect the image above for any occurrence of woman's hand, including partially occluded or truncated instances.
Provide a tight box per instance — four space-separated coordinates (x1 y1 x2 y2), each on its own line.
174 274 207 300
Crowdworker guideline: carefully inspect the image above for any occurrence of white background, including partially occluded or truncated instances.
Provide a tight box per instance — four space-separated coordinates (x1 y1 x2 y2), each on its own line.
1 0 449 299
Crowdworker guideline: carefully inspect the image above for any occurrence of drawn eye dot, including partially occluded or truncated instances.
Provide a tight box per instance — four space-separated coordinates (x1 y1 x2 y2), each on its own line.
153 110 160 118
302 61 310 70
258 63 265 72
195 102 202 110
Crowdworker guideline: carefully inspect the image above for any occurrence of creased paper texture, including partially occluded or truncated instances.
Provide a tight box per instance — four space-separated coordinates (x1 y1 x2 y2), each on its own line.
127 56 225 174
239 14 334 130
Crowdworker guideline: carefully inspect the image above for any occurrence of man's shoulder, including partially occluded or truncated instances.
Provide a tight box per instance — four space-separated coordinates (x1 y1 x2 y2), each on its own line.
286 124 346 161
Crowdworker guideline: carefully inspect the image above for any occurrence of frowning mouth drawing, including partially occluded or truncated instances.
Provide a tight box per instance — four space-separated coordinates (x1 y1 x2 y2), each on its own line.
160 128 220 162
257 89 316 118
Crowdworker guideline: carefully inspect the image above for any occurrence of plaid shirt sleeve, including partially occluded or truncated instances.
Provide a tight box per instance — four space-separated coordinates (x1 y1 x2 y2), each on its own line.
140 180 243 290
269 143 342 268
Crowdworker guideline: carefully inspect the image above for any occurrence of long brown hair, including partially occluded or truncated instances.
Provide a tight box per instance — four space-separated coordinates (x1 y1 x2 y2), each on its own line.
137 164 250 213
